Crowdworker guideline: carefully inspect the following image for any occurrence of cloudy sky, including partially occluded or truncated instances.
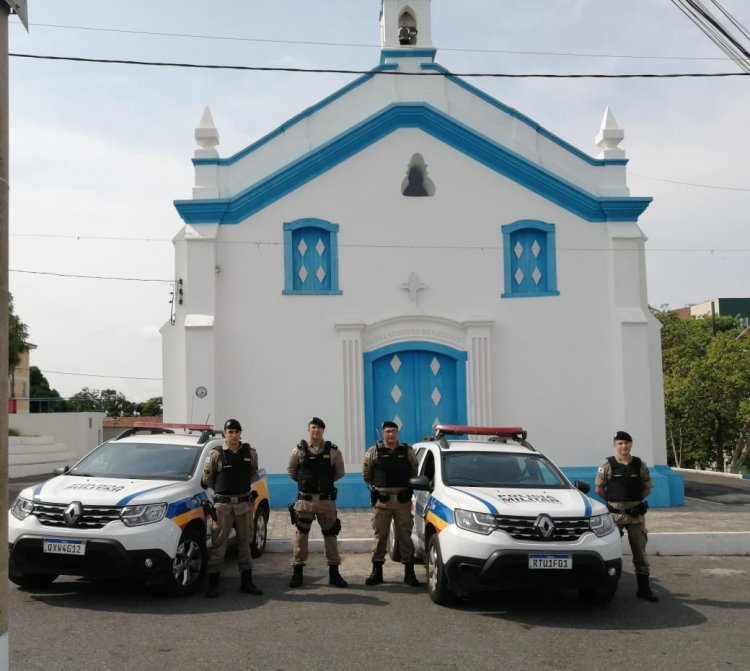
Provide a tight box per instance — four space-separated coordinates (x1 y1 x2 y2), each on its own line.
8 0 750 402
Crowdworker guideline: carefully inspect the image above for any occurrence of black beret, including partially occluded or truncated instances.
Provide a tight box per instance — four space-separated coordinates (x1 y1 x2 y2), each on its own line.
614 430 632 442
381 420 399 430
309 417 326 428
224 418 242 431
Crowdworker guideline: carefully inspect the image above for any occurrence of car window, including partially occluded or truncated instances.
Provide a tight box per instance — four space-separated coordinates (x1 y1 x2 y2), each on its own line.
71 442 203 480
443 452 568 488
419 449 436 487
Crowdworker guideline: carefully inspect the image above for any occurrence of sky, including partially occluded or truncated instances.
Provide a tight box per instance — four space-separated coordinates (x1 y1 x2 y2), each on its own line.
7 0 750 403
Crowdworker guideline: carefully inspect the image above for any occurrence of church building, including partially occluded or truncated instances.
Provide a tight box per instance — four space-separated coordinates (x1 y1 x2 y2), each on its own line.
162 1 682 507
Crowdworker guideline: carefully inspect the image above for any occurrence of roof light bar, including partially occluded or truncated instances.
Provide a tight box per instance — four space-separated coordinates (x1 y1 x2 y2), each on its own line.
434 424 525 438
132 422 213 431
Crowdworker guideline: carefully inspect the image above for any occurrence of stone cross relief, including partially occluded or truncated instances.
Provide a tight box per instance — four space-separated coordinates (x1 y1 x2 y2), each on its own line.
400 272 427 311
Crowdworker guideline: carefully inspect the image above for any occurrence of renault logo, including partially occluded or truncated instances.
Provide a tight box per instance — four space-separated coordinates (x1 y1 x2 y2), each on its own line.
534 514 555 539
64 501 83 527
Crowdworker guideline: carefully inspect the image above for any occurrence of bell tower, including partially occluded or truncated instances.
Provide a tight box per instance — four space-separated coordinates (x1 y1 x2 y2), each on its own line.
380 0 433 49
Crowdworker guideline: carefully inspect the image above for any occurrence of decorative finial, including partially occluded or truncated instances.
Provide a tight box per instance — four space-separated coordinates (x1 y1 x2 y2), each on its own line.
595 106 625 159
194 106 219 158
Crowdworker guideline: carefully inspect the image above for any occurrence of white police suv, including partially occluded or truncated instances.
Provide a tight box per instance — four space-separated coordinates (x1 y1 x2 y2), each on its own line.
407 425 622 605
8 423 270 596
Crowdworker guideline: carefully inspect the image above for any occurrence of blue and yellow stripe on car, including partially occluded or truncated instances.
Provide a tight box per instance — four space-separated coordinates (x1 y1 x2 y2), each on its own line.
424 497 453 532
168 492 210 528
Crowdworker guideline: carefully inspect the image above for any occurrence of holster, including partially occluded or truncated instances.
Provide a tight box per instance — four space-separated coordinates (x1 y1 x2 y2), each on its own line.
288 502 298 525
396 489 411 503
370 490 379 507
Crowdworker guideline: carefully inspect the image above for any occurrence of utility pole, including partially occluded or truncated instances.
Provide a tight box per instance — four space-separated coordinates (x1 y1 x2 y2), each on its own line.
2 4 28 669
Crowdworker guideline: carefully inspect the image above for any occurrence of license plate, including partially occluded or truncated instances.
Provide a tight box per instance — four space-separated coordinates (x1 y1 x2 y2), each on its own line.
42 539 86 556
528 553 571 569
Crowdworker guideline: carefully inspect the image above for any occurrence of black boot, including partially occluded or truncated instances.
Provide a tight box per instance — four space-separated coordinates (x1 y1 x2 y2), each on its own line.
636 574 659 602
329 564 348 588
205 572 220 598
365 562 384 586
288 565 303 588
403 562 421 587
240 569 263 595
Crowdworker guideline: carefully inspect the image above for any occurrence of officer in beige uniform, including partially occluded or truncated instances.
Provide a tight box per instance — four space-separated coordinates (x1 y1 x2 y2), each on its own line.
287 417 348 588
362 420 421 587
595 430 658 602
201 418 262 598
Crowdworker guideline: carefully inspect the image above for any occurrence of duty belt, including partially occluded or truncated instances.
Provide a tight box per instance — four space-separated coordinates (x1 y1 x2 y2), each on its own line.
297 492 334 501
214 494 251 504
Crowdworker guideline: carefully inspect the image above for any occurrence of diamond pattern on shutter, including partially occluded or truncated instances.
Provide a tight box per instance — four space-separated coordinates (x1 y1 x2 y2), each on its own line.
298 266 309 282
430 357 441 375
531 240 541 257
315 239 326 256
532 267 542 284
431 387 442 406
390 355 401 373
514 241 524 258
391 385 403 404
316 266 326 282
297 239 308 256
514 268 524 285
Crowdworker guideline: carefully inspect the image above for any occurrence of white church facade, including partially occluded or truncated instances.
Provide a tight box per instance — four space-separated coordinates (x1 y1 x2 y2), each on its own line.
162 0 683 508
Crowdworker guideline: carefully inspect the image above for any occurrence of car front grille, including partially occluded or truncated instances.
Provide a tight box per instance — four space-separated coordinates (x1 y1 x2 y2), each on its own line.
494 515 591 541
32 502 122 529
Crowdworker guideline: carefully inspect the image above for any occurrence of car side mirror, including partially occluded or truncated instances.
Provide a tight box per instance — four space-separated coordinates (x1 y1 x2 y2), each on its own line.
409 475 432 491
53 465 70 476
574 480 590 494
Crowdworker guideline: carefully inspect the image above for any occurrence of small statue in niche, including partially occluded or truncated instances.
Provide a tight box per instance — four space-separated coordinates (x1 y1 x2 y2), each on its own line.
401 153 435 197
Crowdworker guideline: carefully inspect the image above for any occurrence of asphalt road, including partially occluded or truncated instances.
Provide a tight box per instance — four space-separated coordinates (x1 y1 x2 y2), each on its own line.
7 553 750 671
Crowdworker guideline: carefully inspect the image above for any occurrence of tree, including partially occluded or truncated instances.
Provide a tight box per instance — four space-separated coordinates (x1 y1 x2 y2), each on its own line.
655 308 750 472
8 293 29 370
136 397 163 417
67 387 136 417
29 366 67 412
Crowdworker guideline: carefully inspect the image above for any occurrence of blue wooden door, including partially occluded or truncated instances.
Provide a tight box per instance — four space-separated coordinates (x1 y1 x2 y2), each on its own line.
370 348 464 445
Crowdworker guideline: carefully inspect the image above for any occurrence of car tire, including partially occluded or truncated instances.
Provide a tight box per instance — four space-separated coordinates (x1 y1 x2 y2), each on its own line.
250 504 269 558
578 581 618 606
426 534 455 605
9 572 58 589
387 519 402 562
165 527 207 596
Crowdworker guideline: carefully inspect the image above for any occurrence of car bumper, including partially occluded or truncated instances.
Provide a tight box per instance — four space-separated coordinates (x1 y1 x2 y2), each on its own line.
9 538 175 583
444 550 622 595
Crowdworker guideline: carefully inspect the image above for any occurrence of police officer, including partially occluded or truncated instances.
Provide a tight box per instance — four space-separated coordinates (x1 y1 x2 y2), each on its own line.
595 430 659 602
201 418 263 598
287 417 348 588
362 420 420 587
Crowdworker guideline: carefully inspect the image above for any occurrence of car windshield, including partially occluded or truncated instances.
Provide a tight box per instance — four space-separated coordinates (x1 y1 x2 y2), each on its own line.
69 442 203 481
443 451 569 488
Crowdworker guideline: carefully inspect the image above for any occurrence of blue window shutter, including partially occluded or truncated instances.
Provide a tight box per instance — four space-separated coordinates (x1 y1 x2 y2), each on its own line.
283 218 342 295
501 220 559 298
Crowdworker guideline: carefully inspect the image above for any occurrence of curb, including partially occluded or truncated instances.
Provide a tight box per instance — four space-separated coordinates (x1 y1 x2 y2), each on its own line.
267 532 750 556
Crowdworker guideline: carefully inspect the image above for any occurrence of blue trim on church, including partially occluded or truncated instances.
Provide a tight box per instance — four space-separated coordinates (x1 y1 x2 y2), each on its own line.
501 220 560 298
175 103 651 226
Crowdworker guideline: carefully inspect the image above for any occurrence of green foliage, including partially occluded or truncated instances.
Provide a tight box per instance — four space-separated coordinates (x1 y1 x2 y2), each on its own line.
67 387 137 417
9 427 22 437
655 309 750 471
29 366 68 413
136 396 163 417
8 293 30 370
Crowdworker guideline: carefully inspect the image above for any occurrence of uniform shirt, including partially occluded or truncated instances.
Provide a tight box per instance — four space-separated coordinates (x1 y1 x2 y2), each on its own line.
201 441 259 491
362 443 419 492
287 441 345 482
595 456 652 525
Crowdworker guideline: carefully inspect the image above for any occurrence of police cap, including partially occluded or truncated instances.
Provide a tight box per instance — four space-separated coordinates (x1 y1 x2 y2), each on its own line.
614 430 632 442
381 420 399 430
309 417 326 429
224 418 242 432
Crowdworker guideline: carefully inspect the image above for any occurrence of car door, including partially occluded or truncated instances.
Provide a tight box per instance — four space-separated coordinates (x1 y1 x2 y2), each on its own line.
412 447 436 553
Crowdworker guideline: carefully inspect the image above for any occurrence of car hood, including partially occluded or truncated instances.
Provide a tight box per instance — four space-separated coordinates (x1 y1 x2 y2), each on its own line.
21 475 191 506
445 486 604 517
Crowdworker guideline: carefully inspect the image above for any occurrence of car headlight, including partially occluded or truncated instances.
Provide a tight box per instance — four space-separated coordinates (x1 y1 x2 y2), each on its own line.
121 503 167 527
589 513 616 538
10 496 34 521
454 509 496 535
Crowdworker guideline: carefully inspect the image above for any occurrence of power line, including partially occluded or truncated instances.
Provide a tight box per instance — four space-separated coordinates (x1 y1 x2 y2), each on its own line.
11 20 741 62
629 172 750 191
10 268 172 282
40 369 161 381
9 52 749 78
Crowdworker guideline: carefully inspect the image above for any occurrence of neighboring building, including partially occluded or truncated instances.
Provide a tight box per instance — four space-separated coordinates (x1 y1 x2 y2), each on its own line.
682 298 750 326
8 344 36 414
102 416 164 442
162 1 680 507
